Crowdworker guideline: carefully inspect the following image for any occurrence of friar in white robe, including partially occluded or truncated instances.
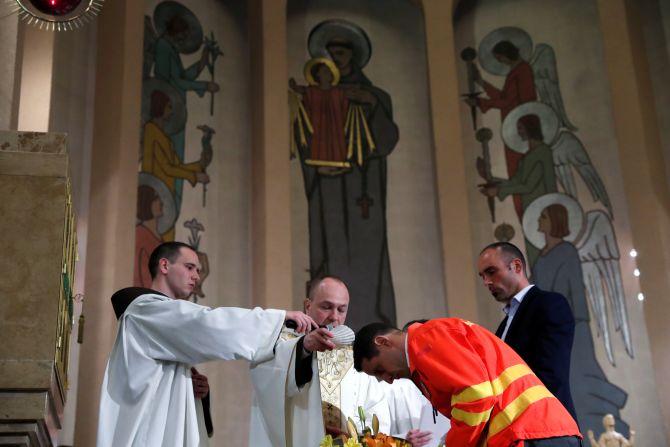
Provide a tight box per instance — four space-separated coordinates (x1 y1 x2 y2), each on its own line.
97 242 315 447
249 277 391 447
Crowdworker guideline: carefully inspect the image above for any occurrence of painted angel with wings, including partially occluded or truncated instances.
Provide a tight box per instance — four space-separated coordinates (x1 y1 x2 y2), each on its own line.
523 193 633 365
469 26 576 130
479 101 613 264
468 27 578 218
522 193 632 433
484 101 613 211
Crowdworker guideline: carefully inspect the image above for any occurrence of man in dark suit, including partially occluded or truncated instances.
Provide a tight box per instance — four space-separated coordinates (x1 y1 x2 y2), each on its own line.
477 242 578 424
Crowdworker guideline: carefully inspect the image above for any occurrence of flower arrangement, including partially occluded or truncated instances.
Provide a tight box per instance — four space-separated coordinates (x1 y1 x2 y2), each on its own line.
319 407 411 447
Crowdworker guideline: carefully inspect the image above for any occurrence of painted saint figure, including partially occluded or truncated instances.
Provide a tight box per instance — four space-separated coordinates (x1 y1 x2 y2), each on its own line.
134 184 164 288
521 192 632 437
293 20 399 329
141 90 210 240
467 28 577 220
145 1 220 209
531 202 629 437
466 39 537 218
480 114 557 265
481 99 610 268
290 57 351 175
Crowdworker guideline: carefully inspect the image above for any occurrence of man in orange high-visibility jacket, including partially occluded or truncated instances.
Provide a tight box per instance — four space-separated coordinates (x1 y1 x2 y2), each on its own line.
353 319 582 447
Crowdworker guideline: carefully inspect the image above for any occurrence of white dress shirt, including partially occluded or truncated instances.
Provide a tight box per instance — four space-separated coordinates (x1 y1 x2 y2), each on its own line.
500 284 534 341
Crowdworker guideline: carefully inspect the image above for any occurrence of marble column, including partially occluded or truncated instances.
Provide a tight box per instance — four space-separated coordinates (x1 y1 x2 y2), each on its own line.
0 131 74 447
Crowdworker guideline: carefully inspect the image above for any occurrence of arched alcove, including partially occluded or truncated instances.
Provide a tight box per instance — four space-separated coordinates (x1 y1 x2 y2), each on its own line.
286 0 447 330
452 1 667 443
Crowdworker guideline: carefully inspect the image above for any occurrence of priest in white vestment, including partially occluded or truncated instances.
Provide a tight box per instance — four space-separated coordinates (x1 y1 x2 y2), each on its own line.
97 242 316 447
249 276 396 447
383 378 451 447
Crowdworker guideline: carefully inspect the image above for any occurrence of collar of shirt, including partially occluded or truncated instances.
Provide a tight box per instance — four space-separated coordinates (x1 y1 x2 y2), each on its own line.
503 284 534 316
404 331 411 371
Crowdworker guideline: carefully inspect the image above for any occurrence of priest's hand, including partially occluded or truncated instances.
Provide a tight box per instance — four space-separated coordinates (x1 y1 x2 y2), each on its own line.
285 311 318 333
303 327 336 353
405 429 432 447
191 367 209 399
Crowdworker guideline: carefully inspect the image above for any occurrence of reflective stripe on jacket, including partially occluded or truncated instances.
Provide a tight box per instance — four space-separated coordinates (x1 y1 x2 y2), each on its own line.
407 319 581 447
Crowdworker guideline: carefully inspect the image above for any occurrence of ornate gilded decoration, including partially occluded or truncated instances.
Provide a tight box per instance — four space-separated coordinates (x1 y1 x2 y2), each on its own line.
318 346 353 429
2 0 104 31
55 178 77 392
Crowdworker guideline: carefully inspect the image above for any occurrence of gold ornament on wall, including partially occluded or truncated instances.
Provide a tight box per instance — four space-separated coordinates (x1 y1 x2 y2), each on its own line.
2 0 103 30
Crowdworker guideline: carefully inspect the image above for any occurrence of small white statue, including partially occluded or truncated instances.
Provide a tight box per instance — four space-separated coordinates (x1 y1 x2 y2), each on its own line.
587 414 635 447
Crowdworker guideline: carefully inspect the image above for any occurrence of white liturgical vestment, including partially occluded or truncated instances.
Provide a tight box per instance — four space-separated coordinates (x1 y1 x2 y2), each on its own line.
383 379 451 446
384 378 429 437
97 293 285 447
249 330 390 447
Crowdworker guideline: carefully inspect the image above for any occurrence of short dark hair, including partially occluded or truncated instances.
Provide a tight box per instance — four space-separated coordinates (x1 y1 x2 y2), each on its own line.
310 62 329 83
545 204 570 238
306 275 348 300
166 15 188 37
150 89 170 119
137 184 159 222
148 241 195 279
480 242 527 273
492 40 520 61
517 114 544 141
326 40 354 52
353 322 399 372
326 41 357 67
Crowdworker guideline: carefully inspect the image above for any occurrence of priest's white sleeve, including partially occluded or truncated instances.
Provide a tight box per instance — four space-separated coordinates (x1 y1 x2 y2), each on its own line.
384 379 426 437
249 334 325 447
126 294 285 365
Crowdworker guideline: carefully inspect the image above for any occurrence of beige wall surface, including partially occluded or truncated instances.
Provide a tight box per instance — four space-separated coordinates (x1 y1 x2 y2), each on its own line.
73 0 144 444
658 0 670 192
48 23 98 446
454 0 666 444
0 15 19 129
641 0 670 201
597 0 670 440
287 0 448 326
17 26 55 132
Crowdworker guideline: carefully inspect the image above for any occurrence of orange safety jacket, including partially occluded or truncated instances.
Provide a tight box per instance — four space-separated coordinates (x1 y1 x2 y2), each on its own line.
407 319 581 447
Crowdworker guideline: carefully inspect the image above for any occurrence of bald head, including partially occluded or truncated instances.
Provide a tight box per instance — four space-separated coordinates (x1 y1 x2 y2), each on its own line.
304 276 350 327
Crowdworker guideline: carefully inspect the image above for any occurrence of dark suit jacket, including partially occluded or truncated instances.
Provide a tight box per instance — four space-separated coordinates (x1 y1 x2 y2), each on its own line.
496 285 578 423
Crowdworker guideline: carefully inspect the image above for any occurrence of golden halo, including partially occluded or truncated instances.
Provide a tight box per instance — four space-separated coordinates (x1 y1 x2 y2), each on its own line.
303 57 340 87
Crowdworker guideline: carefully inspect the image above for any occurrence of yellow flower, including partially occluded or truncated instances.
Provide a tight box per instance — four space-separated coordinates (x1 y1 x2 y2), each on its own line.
343 438 363 447
319 435 334 447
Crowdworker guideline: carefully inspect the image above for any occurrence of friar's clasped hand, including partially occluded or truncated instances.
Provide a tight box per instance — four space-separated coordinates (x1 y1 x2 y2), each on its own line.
284 310 319 334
